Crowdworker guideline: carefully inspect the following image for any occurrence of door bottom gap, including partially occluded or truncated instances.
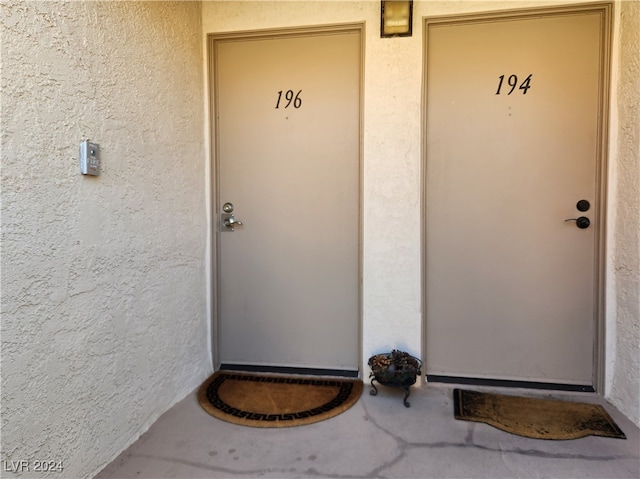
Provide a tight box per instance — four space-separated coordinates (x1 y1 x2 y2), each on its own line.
427 375 595 392
220 363 359 378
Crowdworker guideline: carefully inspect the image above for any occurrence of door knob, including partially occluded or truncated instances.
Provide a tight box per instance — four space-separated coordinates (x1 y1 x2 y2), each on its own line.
564 216 590 229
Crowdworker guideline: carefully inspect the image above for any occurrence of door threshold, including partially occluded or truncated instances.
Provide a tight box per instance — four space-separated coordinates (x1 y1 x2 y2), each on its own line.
427 375 595 393
220 363 359 378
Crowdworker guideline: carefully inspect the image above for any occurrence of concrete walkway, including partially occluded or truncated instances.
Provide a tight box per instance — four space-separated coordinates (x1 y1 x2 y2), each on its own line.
96 382 639 478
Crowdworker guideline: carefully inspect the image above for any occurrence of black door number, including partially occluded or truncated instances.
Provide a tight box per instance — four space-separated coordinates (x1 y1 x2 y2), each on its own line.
275 90 302 109
496 74 532 95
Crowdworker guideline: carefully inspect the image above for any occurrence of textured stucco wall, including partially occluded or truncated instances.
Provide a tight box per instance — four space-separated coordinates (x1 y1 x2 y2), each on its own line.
608 0 640 427
1 2 210 478
203 0 639 426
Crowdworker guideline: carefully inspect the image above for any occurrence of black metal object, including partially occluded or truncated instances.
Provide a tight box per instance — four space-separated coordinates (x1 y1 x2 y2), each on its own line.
576 199 590 212
368 351 422 407
575 216 591 229
565 216 590 229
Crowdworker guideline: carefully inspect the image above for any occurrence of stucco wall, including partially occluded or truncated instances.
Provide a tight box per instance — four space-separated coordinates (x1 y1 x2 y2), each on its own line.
1 2 210 478
202 0 639 426
609 0 640 426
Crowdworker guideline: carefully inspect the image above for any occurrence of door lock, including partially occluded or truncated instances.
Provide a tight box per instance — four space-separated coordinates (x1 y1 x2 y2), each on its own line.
576 200 590 212
564 216 590 229
221 202 244 231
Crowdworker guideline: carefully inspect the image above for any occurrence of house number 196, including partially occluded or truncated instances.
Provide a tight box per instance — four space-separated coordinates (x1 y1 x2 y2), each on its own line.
275 89 302 109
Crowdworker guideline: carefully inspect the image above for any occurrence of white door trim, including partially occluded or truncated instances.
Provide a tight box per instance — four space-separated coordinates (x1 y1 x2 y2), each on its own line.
420 3 613 392
207 23 365 375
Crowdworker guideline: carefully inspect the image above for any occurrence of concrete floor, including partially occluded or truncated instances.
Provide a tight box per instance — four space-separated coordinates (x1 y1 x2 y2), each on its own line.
96 381 640 479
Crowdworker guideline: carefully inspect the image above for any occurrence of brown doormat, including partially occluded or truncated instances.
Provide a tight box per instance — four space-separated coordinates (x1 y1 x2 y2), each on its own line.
198 371 363 428
454 389 626 440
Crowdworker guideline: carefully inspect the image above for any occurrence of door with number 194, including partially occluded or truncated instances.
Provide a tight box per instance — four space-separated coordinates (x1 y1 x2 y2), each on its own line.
425 6 610 388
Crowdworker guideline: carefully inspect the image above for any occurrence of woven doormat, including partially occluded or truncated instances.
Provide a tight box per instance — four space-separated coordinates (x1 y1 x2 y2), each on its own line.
454 389 626 440
198 371 363 428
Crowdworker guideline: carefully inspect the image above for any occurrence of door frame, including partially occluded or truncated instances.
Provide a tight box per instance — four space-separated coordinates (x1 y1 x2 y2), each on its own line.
420 3 613 393
207 23 365 375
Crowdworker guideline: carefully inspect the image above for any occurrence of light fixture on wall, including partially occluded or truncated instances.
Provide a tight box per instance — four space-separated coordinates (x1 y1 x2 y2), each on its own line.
381 1 413 38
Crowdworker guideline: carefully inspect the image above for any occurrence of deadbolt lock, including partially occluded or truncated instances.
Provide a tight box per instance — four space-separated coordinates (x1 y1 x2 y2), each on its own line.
576 200 590 212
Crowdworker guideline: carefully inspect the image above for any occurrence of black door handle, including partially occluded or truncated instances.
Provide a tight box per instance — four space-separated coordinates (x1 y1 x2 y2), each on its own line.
564 216 590 229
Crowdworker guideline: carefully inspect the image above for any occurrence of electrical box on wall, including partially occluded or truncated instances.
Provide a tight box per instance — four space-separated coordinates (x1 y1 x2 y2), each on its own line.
80 140 100 176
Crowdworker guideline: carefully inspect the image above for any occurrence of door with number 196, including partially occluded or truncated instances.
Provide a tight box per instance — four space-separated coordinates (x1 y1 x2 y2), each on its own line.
212 27 362 374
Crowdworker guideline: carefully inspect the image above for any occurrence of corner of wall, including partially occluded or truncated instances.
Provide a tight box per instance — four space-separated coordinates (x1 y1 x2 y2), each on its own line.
605 0 640 428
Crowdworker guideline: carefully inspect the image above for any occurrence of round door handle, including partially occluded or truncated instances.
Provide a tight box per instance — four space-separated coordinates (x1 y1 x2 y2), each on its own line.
564 216 590 229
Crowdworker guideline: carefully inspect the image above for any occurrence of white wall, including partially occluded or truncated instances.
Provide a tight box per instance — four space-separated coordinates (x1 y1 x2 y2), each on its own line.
1 2 210 478
202 0 639 426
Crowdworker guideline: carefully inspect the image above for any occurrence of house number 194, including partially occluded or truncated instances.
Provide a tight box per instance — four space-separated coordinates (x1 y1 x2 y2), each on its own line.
275 89 302 109
496 74 532 95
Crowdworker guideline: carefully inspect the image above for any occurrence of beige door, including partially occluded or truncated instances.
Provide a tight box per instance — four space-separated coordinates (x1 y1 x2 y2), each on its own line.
212 27 361 373
424 7 609 388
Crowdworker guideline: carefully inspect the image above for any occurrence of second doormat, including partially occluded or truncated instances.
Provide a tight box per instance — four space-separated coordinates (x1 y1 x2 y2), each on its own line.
198 371 363 428
454 389 626 440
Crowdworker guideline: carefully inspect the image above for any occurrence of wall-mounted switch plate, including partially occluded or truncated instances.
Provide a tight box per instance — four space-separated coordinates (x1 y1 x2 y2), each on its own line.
80 140 100 176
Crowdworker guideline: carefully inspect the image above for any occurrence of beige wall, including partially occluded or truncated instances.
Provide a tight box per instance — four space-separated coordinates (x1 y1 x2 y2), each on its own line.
202 0 639 426
1 2 210 478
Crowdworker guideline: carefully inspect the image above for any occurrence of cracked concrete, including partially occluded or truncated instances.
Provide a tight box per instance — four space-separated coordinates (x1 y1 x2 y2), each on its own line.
96 383 639 479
